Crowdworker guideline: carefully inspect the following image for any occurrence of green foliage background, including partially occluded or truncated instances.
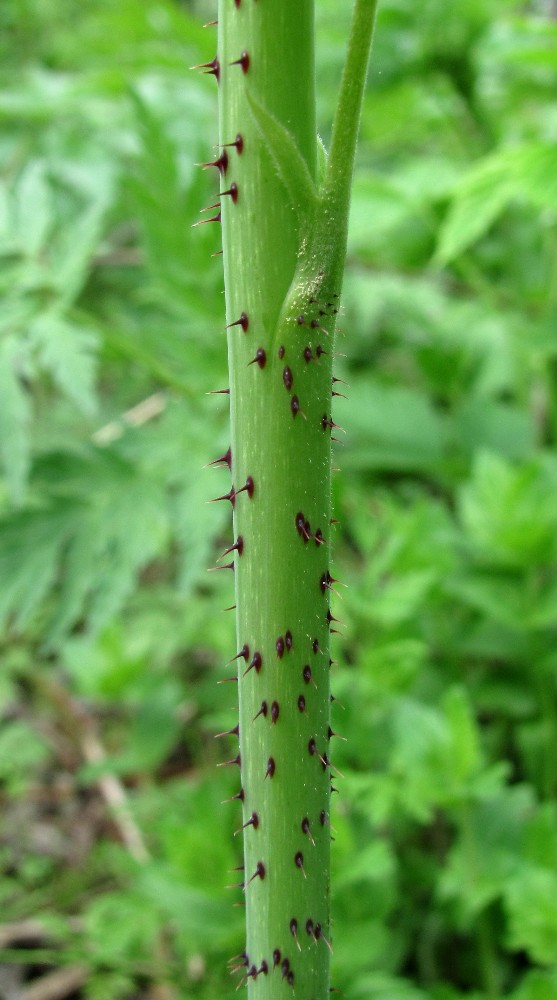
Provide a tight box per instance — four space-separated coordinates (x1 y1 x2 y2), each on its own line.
1 0 557 998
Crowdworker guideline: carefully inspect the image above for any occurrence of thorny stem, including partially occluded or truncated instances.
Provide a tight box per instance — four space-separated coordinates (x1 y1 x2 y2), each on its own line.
205 2 377 998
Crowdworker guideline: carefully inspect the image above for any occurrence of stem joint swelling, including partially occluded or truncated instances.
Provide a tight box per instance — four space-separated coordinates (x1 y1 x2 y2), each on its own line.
195 1 378 997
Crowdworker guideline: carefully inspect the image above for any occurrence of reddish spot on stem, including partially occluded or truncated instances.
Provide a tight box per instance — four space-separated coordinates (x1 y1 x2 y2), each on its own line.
199 149 228 174
244 651 262 676
192 56 220 81
220 182 238 203
223 133 244 154
206 446 232 470
248 347 266 369
230 50 250 73
226 312 249 332
228 643 249 664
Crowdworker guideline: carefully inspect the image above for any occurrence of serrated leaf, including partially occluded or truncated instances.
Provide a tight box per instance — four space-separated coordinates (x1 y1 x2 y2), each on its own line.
0 500 82 629
247 91 318 225
50 188 112 304
28 311 99 416
435 155 513 264
0 336 32 504
436 143 557 263
12 159 53 258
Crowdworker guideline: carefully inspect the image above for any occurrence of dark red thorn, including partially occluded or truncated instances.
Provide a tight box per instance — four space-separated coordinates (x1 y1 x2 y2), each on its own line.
272 949 281 969
245 861 265 888
236 475 254 499
285 630 293 652
306 918 315 938
296 314 305 325
328 726 347 742
225 880 245 890
248 347 266 369
203 18 218 26
314 529 325 546
314 924 333 954
270 701 280 724
258 961 268 976
222 604 236 612
303 665 317 689
211 249 223 257
253 700 268 721
294 851 307 878
291 395 306 419
191 56 220 81
312 639 321 654
332 390 348 399
206 387 229 395
230 50 250 73
281 959 290 980
316 345 328 357
208 561 234 573
326 609 340 624
244 651 262 676
217 675 238 684
278 345 285 358
205 446 232 470
317 750 329 771
295 511 311 541
220 183 238 203
235 811 259 836
222 133 244 154
228 643 250 665
265 756 275 779
226 312 249 332
327 757 345 778
297 694 307 714
217 754 241 768
303 346 313 362
229 866 245 873
276 636 285 658
227 951 248 968
209 487 235 506
234 0 241 7
192 211 221 228
308 737 316 756
214 723 240 739
282 366 293 391
220 536 244 559
222 788 244 804
332 376 349 385
290 918 301 952
301 816 316 846
200 200 221 212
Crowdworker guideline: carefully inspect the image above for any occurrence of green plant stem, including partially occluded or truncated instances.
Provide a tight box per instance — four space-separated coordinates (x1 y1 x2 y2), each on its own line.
326 0 379 209
214 2 377 997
